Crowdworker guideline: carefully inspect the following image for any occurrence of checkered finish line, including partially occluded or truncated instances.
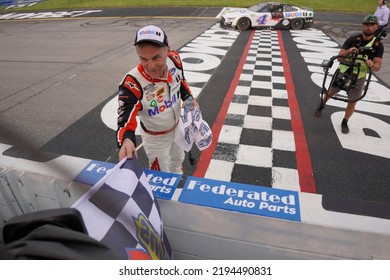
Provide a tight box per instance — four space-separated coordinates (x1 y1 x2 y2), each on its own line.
204 29 300 192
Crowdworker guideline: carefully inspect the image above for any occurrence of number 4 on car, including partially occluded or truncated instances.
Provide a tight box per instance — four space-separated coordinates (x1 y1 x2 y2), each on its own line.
216 1 314 30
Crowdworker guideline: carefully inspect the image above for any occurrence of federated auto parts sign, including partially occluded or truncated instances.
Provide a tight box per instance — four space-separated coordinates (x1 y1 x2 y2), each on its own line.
75 160 300 220
179 176 301 221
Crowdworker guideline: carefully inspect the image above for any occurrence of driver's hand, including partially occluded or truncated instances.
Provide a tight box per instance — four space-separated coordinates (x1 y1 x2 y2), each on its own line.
118 138 137 161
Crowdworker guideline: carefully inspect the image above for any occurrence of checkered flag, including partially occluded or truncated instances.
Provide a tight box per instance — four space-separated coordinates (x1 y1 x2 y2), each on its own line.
72 157 173 260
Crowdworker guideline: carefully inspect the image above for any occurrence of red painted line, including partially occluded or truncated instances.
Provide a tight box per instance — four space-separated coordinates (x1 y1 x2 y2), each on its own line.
194 29 317 194
193 30 256 178
277 30 317 194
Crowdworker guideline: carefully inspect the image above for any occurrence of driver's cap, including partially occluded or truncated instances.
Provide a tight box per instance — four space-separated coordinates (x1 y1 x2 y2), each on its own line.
134 25 169 46
363 15 379 24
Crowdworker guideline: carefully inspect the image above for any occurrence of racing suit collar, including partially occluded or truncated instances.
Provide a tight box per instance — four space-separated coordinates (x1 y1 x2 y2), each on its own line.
137 64 173 83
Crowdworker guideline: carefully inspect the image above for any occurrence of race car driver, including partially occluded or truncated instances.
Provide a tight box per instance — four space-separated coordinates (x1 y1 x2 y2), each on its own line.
116 25 198 174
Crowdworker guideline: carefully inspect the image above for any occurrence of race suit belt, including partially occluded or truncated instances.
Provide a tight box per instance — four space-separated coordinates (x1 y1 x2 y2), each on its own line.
140 121 179 136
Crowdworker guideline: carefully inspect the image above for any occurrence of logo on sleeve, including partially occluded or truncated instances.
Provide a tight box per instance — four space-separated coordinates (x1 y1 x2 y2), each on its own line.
125 81 141 92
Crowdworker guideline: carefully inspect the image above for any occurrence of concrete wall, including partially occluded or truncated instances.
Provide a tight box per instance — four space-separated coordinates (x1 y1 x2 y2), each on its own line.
1 143 390 259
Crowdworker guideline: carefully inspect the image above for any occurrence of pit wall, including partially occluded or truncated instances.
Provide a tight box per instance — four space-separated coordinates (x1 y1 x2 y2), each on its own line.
1 143 390 259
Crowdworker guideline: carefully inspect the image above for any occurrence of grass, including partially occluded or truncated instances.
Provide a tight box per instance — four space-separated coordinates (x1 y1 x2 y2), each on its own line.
0 0 377 14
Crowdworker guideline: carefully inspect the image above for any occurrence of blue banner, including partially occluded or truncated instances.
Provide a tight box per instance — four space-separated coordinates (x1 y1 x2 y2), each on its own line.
143 169 180 200
74 160 115 187
179 176 301 222
74 160 179 200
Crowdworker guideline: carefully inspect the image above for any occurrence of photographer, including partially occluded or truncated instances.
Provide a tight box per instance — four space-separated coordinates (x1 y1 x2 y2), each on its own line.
315 15 384 134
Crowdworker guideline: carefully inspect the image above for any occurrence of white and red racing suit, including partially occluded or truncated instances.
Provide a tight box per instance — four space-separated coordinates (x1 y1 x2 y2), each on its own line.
116 50 193 174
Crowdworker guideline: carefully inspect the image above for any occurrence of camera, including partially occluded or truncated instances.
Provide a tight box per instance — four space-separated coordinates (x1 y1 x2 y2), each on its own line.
375 28 388 39
332 71 358 92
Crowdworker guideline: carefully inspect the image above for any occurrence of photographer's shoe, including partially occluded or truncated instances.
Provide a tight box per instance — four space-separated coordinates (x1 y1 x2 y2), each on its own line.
314 102 324 118
341 119 349 134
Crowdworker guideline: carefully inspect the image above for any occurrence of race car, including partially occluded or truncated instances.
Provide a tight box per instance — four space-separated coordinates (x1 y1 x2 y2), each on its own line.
216 2 314 30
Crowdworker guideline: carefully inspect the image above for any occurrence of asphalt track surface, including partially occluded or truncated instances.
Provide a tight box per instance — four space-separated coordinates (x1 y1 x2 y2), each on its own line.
1 7 390 217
